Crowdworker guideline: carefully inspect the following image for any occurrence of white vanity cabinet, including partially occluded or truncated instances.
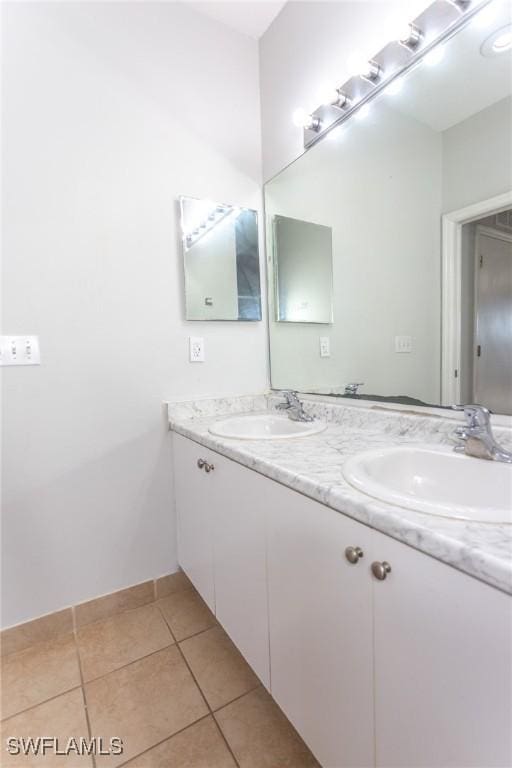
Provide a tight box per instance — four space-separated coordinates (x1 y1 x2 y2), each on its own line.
173 433 512 768
173 434 217 610
372 532 512 768
173 433 270 687
266 483 375 768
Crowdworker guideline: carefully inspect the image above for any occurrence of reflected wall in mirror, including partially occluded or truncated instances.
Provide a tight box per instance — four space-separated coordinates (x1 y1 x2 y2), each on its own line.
274 215 333 323
265 0 512 413
180 196 261 320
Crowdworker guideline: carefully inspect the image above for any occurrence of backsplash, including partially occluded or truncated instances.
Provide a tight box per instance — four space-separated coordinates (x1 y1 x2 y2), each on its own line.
168 392 512 450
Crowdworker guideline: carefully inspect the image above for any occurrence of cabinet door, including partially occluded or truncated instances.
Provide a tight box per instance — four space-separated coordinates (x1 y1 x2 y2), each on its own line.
173 433 216 610
213 455 270 688
267 488 375 768
373 531 512 767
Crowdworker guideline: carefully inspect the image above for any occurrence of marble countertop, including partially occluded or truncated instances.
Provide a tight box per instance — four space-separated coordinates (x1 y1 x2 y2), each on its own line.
167 394 512 595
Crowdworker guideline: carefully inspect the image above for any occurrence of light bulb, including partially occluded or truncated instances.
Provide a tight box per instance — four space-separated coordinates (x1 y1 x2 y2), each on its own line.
424 45 445 66
291 108 321 131
346 51 368 78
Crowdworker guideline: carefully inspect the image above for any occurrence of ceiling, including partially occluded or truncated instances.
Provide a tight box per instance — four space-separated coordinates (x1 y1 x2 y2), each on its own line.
185 0 287 39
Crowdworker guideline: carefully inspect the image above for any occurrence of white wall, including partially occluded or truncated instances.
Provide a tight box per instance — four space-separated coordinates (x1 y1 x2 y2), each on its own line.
259 0 426 181
442 95 512 213
1 1 267 628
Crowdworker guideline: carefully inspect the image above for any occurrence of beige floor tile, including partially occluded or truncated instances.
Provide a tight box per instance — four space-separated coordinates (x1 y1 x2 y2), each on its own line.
215 687 320 768
122 716 236 767
1 635 81 720
75 582 154 629
1 609 74 657
0 688 92 767
86 645 208 767
77 604 173 682
154 571 193 600
180 626 259 711
158 590 215 641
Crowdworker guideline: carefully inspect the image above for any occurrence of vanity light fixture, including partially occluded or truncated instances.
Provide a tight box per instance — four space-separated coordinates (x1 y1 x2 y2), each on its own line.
446 0 472 10
295 0 492 149
292 108 322 131
360 60 382 83
330 89 351 109
398 23 423 49
183 204 235 251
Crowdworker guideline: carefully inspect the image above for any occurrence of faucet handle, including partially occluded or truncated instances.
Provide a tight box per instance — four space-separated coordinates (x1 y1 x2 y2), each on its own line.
345 382 365 395
452 404 491 428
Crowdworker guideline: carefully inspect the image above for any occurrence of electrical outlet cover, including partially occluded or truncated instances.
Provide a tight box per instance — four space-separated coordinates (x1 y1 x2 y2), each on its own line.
189 336 205 362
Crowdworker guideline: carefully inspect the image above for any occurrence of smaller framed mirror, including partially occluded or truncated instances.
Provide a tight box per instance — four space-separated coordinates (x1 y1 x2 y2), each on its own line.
274 215 333 323
180 196 262 321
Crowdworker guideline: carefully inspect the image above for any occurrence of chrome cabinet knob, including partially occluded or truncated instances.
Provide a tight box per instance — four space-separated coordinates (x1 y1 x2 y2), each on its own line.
345 546 364 564
204 462 215 473
197 459 206 470
371 561 392 581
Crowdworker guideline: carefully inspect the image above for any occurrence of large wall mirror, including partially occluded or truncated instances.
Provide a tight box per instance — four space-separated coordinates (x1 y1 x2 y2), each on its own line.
265 0 512 414
180 196 262 321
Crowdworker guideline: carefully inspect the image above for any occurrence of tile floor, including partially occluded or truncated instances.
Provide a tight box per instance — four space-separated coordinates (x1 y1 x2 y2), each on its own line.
1 581 319 767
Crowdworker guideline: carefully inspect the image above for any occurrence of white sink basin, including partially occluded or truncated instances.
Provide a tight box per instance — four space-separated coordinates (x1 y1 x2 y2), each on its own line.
343 444 512 524
208 413 326 440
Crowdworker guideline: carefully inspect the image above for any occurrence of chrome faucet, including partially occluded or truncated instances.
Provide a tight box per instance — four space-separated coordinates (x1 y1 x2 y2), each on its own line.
276 391 314 422
344 382 364 396
452 405 512 463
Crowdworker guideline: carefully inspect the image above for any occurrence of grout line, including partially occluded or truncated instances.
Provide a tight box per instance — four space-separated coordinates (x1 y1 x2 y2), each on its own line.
174 622 218 644
155 604 178 644
73 629 97 768
155 601 246 765
157 608 211 713
173 637 241 768
156 605 248 768
114 714 212 768
81 642 176 686
210 683 262 714
211 714 241 768
1 685 83 723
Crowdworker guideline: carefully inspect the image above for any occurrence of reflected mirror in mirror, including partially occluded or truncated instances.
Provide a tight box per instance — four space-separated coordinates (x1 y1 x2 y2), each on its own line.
180 196 261 320
265 0 512 414
274 215 333 323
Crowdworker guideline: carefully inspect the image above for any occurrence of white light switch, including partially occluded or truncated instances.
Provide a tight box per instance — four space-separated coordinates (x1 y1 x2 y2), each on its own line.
395 335 412 353
319 337 331 358
0 336 41 366
189 336 205 362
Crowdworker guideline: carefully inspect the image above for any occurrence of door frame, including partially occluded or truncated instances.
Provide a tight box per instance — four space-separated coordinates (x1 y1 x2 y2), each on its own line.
441 191 512 405
473 224 512 404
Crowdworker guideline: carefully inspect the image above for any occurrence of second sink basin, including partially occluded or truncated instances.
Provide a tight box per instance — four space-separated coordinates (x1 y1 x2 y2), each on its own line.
343 444 512 524
209 413 326 440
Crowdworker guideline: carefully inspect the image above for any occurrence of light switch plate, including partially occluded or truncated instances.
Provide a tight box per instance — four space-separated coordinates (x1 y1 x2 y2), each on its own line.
319 337 331 358
395 335 412 353
189 336 205 362
0 336 41 366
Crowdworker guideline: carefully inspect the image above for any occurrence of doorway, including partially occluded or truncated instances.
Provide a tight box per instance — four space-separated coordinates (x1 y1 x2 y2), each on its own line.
473 224 512 414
